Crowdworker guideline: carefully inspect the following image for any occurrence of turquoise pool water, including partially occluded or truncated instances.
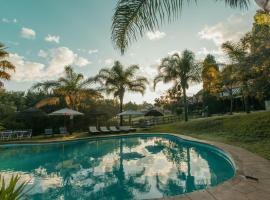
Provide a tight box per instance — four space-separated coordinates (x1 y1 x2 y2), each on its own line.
0 134 235 200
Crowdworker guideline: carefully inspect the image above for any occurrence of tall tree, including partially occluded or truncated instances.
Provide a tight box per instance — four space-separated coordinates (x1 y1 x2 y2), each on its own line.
32 66 100 110
220 64 238 115
202 54 221 94
95 61 148 125
248 11 270 99
154 50 201 122
111 0 251 54
0 43 15 87
222 39 251 113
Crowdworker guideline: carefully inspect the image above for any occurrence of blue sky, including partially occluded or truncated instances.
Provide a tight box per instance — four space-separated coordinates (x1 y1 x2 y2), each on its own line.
0 0 259 103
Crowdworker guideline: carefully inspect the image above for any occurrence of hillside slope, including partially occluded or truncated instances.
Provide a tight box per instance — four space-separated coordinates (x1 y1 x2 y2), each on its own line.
148 111 270 159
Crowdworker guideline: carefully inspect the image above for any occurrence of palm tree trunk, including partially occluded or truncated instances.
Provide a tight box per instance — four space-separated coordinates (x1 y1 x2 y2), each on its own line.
119 95 124 126
243 82 250 114
229 88 233 115
183 88 188 122
244 95 250 114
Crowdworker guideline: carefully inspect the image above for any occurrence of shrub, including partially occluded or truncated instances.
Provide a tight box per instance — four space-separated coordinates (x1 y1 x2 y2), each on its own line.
0 175 29 200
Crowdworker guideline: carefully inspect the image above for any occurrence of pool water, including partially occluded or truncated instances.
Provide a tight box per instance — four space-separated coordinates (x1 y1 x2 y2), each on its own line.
0 134 235 200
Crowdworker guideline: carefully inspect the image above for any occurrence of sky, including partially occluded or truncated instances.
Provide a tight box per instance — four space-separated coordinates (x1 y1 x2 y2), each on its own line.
0 0 260 103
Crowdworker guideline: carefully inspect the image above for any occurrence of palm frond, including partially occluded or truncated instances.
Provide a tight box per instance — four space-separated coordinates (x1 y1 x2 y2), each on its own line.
34 97 60 108
0 60 15 71
0 70 12 80
112 0 250 54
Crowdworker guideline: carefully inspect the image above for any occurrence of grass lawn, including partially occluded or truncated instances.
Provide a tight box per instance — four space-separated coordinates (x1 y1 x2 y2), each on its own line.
145 111 270 160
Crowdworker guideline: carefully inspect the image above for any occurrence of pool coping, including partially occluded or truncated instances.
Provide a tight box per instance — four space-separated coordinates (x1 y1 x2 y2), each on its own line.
1 133 270 200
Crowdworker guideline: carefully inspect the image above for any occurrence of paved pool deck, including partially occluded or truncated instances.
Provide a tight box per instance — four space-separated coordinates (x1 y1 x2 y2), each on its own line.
1 133 269 200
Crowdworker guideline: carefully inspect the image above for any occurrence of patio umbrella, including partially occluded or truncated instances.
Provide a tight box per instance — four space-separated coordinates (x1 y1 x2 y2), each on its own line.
49 108 84 132
118 110 143 125
144 109 164 117
49 108 84 117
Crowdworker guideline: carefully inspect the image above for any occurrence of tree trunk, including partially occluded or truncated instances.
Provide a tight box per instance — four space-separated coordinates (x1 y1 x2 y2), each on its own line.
243 82 250 114
244 95 250 114
229 88 233 115
183 88 188 122
119 95 124 126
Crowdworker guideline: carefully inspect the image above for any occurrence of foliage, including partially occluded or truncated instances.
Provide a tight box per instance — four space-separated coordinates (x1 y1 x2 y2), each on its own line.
202 54 221 94
95 61 148 125
0 175 29 200
111 0 250 54
0 43 15 87
32 66 101 110
154 50 201 121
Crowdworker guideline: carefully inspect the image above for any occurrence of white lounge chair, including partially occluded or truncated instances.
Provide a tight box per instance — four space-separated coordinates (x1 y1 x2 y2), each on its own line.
100 127 110 133
109 126 121 133
119 126 136 132
89 126 100 134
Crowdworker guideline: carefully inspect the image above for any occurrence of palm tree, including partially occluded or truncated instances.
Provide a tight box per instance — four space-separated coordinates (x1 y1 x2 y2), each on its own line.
222 39 251 113
32 66 100 110
0 43 15 87
154 50 201 122
95 61 148 125
111 0 251 54
220 64 238 115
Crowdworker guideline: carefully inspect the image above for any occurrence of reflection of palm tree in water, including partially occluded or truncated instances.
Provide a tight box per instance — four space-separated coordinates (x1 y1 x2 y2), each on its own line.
89 138 150 199
155 141 196 196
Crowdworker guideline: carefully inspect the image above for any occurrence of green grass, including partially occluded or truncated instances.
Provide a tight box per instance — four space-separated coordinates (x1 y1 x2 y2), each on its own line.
145 111 270 160
144 112 270 160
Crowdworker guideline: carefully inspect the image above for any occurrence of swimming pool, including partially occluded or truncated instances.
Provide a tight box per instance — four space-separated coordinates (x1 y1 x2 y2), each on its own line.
0 134 235 199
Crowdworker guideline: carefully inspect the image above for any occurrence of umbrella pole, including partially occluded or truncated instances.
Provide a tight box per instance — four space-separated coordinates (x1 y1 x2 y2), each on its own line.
69 115 74 135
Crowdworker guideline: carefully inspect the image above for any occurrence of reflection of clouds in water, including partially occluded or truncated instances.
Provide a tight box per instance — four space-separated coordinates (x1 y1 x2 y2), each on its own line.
190 148 211 186
0 136 234 199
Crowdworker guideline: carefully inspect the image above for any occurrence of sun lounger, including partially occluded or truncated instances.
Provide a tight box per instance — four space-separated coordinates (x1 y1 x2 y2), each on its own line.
89 126 100 134
109 126 121 133
44 128 53 136
119 126 136 132
59 127 69 135
100 126 111 133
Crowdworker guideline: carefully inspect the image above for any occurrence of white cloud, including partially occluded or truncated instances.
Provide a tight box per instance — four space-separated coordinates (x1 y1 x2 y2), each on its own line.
196 47 227 63
146 31 166 41
198 13 252 46
104 58 114 66
88 49 98 54
74 57 91 67
2 18 9 23
21 27 36 39
46 47 77 75
168 50 181 56
8 47 91 82
45 34 60 43
1 18 17 23
38 50 48 58
8 54 46 81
